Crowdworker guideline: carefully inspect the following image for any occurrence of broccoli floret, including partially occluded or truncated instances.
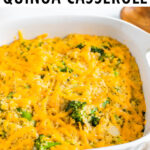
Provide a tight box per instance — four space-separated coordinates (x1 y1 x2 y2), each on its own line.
66 101 101 127
0 130 7 139
89 107 100 127
102 45 110 50
102 42 112 50
25 84 31 89
99 53 106 62
109 54 116 62
130 98 140 106
38 42 44 47
91 116 100 127
114 69 119 77
114 114 120 121
21 111 32 121
113 58 122 72
23 56 28 62
21 42 31 51
17 108 32 121
40 74 45 79
66 101 86 124
71 111 83 123
76 43 85 49
116 58 122 67
91 46 106 62
91 46 104 55
90 107 98 115
114 114 125 127
66 101 86 111
7 92 14 99
67 68 73 73
102 97 111 108
59 61 73 73
34 135 60 150
60 67 67 72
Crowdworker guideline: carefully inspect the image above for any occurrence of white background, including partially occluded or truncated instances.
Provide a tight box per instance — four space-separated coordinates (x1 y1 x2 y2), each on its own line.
0 6 122 21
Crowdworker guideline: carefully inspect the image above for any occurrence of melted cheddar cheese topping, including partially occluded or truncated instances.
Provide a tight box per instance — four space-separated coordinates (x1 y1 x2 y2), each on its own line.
0 33 146 150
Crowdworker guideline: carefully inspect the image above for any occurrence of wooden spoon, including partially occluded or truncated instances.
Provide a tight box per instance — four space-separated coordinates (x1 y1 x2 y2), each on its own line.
120 7 150 33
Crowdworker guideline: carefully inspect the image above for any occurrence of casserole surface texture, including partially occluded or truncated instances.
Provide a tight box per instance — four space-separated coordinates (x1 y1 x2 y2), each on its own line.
0 33 146 150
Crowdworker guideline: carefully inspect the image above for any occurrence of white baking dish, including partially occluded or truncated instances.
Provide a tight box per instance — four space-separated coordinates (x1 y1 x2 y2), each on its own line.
0 16 149 150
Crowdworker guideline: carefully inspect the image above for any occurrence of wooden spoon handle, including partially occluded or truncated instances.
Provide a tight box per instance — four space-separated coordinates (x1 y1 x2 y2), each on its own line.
120 7 150 33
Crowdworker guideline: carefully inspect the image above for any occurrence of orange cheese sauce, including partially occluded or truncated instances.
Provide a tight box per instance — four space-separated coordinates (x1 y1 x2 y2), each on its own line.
0 33 146 150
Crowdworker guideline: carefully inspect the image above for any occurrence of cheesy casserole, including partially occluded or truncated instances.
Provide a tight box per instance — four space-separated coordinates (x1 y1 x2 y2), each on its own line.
0 33 146 150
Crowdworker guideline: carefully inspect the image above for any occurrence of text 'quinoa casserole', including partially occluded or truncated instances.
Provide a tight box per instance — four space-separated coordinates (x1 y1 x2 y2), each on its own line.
0 32 146 150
